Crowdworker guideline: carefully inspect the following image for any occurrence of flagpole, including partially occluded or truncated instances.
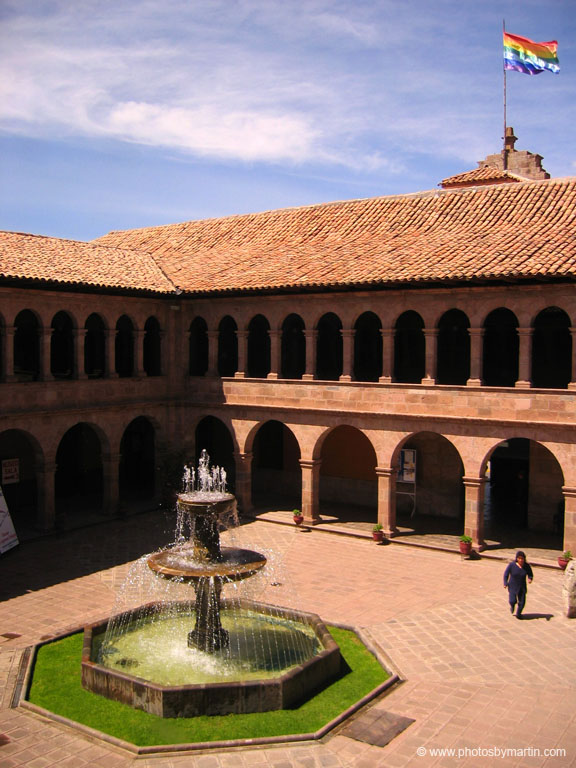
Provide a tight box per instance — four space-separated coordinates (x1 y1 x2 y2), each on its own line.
503 19 508 169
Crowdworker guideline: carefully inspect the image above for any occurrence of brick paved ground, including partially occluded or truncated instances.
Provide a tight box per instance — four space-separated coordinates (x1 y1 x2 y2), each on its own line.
0 511 574 767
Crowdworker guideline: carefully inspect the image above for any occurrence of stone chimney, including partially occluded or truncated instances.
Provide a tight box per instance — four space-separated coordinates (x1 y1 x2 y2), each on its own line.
478 127 550 180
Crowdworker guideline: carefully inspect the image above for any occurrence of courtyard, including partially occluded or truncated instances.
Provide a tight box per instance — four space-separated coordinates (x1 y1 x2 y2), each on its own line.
0 509 575 767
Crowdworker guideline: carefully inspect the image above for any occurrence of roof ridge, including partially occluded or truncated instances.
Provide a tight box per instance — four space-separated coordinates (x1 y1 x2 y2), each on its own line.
95 176 575 241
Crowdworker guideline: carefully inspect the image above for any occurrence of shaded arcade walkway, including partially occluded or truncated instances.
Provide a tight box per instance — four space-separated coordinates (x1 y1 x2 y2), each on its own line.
251 502 564 567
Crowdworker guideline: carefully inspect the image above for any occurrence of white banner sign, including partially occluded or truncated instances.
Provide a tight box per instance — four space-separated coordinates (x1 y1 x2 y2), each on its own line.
0 485 19 554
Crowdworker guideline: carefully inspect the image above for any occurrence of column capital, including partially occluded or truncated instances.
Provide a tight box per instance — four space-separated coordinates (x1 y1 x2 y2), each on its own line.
375 466 397 479
299 458 322 470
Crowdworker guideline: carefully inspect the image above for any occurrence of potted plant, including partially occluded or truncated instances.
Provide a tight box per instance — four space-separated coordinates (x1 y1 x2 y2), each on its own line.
372 523 385 543
459 535 473 555
558 550 572 570
292 509 304 526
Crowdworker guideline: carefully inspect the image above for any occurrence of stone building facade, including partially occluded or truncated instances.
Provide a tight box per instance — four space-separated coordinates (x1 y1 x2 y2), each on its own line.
1 169 575 554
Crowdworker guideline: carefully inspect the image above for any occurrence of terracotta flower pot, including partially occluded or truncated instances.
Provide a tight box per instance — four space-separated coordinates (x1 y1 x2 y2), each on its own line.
293 515 304 526
459 540 472 555
558 557 570 570
372 530 384 543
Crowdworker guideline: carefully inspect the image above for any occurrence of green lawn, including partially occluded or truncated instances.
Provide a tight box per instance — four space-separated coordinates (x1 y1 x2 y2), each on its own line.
28 626 390 746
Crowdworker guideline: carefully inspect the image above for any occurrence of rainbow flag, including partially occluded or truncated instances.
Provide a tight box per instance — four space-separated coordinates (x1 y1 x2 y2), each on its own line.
503 32 559 75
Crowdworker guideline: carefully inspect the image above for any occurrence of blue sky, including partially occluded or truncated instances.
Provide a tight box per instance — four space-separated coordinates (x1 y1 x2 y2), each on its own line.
1 0 574 241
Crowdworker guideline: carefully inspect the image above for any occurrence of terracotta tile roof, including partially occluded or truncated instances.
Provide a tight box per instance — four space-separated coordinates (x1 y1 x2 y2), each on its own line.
440 166 528 188
93 177 576 295
0 231 176 293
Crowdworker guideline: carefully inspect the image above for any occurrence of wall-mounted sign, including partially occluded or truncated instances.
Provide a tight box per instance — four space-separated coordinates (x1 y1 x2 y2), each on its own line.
2 458 19 485
0 485 19 554
398 449 416 483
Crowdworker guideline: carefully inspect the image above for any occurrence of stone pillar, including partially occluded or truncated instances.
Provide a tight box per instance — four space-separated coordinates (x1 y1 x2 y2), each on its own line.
379 328 394 383
562 486 576 554
303 330 316 380
37 459 57 531
134 329 146 378
568 328 576 390
75 328 88 379
463 476 486 550
3 326 16 382
102 452 121 516
467 327 484 386
267 330 280 379
106 329 119 378
375 466 398 537
207 330 219 376
235 331 247 378
339 328 354 382
40 327 53 381
300 459 322 524
233 451 253 514
515 327 533 388
421 328 437 385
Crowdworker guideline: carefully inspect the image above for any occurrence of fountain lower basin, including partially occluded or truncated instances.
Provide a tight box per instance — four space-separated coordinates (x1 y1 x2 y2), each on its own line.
82 600 342 717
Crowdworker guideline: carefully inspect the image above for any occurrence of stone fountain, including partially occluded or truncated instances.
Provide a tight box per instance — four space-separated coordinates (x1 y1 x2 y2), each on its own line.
82 451 341 717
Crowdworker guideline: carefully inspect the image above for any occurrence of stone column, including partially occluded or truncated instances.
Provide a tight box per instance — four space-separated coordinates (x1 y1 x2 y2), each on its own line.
339 328 354 382
515 327 533 388
37 458 57 531
267 330 280 379
134 329 146 378
40 327 53 381
300 459 322 524
235 331 247 378
463 476 486 550
207 330 219 376
3 326 16 382
467 327 484 386
562 486 576 554
421 328 437 385
233 451 253 514
106 329 119 378
375 466 398 537
303 330 316 380
75 328 88 379
379 328 394 383
568 328 576 390
102 452 121 516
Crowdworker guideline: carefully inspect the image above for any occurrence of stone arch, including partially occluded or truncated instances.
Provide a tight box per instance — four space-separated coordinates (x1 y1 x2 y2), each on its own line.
482 438 564 539
531 307 571 388
189 316 208 376
437 309 470 385
315 425 377 523
247 314 271 378
353 311 382 382
394 310 424 383
218 316 238 377
0 428 43 533
119 416 157 503
281 314 305 379
251 420 302 508
115 315 134 378
143 316 162 376
482 308 519 387
13 309 41 381
316 312 342 381
84 313 106 378
55 422 106 519
392 431 465 531
194 416 236 490
50 310 75 379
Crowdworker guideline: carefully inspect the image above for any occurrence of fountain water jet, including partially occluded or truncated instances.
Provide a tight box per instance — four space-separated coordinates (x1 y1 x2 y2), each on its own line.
82 451 341 717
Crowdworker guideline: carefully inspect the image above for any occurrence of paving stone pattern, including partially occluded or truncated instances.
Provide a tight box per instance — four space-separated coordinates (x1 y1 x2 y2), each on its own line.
0 511 575 767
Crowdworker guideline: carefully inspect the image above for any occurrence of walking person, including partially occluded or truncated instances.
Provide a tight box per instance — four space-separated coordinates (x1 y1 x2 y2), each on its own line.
503 550 533 619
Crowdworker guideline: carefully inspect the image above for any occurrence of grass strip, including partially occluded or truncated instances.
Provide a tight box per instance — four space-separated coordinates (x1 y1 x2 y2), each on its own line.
28 626 389 746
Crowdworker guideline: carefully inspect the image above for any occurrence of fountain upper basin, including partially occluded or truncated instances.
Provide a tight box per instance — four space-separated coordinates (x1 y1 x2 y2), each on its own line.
147 546 267 581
